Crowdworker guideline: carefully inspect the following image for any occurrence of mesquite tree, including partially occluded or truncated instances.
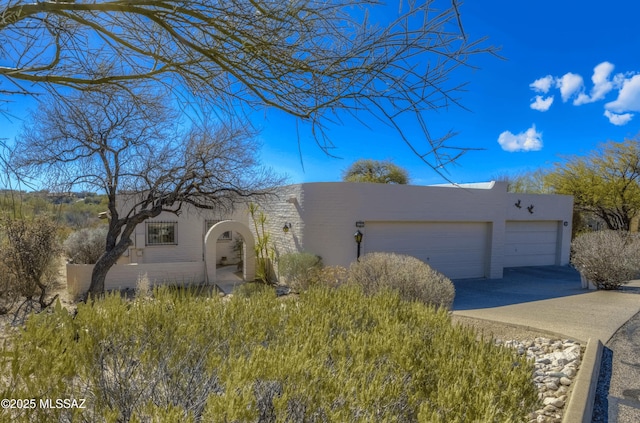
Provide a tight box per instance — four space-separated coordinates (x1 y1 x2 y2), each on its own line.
14 87 281 295
546 139 640 231
0 0 494 173
342 159 410 184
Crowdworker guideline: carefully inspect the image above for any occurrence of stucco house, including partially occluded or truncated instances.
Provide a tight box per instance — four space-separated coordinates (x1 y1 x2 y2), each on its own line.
67 181 573 294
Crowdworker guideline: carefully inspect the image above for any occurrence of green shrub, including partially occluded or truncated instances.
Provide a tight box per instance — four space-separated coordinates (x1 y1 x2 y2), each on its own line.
63 225 108 264
571 230 640 289
1 286 537 422
277 251 323 291
348 252 455 309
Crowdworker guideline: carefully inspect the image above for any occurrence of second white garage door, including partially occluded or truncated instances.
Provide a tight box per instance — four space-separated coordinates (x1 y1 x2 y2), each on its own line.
504 221 559 267
364 222 489 279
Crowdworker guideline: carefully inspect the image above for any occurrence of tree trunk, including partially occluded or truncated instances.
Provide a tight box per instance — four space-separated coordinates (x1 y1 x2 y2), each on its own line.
87 239 131 297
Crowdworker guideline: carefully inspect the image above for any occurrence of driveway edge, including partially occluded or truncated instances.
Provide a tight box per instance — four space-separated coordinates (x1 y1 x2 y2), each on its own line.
563 338 603 423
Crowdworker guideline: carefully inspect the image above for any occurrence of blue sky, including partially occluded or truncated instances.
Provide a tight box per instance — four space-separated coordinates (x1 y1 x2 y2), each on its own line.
3 1 640 187
258 0 640 185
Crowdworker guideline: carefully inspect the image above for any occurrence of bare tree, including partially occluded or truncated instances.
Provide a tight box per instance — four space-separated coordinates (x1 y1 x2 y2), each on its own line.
0 0 494 173
14 86 281 296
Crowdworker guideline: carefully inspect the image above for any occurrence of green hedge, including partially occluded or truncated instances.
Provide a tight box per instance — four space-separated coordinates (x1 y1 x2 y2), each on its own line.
1 286 537 422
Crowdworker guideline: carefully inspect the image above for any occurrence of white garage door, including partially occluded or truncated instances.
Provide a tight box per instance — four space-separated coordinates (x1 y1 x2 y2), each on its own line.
365 222 489 279
504 221 559 267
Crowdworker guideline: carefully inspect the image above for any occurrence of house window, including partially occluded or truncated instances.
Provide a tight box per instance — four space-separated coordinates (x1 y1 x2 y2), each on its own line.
146 222 177 245
206 220 232 241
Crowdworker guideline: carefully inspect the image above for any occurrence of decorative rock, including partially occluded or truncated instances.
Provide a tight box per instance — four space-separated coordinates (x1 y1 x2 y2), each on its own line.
496 337 583 422
545 381 559 391
543 397 565 408
560 377 572 386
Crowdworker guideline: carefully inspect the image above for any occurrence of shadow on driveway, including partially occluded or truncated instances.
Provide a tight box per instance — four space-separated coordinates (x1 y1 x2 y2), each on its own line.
452 265 583 310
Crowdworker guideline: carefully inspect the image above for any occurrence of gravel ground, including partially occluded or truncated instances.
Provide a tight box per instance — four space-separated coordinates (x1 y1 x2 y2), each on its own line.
597 310 640 423
450 314 564 341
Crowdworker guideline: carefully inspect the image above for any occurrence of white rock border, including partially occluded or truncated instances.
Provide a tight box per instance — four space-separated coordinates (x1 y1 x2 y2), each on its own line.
495 337 583 423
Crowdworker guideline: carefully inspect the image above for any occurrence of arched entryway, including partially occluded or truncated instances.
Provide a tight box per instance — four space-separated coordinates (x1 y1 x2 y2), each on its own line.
204 220 255 283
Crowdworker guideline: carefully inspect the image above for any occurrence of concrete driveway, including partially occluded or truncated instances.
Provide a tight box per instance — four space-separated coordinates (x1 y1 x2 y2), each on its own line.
452 265 640 344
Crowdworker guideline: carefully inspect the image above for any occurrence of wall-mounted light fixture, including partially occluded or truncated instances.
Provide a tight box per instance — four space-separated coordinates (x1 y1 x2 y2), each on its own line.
282 222 292 233
354 230 363 261
563 221 569 227
527 205 534 214
355 221 365 228
514 199 522 209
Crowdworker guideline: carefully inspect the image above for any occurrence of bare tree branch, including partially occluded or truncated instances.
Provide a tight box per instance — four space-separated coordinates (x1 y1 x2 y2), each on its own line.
1 0 497 175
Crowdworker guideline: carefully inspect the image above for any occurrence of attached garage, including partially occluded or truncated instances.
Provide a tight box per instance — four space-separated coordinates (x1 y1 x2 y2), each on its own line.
365 221 490 279
504 221 560 267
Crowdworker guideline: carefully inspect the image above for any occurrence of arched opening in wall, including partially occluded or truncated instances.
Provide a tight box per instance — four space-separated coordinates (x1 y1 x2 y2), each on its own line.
204 220 255 284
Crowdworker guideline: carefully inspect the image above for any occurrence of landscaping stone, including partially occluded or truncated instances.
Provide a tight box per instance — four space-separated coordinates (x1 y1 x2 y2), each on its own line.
495 337 583 423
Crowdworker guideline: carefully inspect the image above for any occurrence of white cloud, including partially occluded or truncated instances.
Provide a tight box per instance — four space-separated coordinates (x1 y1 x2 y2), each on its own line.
530 95 554 112
605 74 640 113
529 63 640 126
590 62 616 101
574 61 616 105
498 125 543 152
604 110 633 126
530 75 555 93
556 73 584 102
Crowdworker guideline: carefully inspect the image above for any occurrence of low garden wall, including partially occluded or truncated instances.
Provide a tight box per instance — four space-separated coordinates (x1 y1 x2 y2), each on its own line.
67 262 206 297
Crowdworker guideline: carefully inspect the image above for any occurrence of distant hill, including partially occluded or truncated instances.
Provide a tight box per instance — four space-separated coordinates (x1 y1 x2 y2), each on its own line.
0 190 108 229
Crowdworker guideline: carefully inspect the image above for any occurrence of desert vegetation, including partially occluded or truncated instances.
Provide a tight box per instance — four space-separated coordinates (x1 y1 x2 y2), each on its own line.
1 285 538 422
346 252 456 309
571 230 640 289
0 216 62 319
276 251 456 309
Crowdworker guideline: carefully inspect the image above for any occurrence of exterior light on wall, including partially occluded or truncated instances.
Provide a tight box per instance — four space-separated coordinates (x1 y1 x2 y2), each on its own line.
564 221 569 227
354 230 363 261
282 222 292 233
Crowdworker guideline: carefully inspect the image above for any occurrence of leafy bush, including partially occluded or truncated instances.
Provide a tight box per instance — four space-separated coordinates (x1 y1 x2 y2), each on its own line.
277 251 323 291
63 225 108 264
1 286 538 422
348 252 456 309
571 230 640 289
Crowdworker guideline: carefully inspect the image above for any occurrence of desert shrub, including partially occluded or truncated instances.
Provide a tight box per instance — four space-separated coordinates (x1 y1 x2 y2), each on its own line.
0 259 18 315
1 285 538 422
277 251 323 291
315 265 350 289
571 230 640 289
0 216 61 315
234 281 275 298
63 225 108 264
348 252 455 309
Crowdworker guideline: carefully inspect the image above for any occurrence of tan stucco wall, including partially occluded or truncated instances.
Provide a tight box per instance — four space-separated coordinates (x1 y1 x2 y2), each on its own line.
258 182 573 279
89 183 573 290
67 262 205 297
